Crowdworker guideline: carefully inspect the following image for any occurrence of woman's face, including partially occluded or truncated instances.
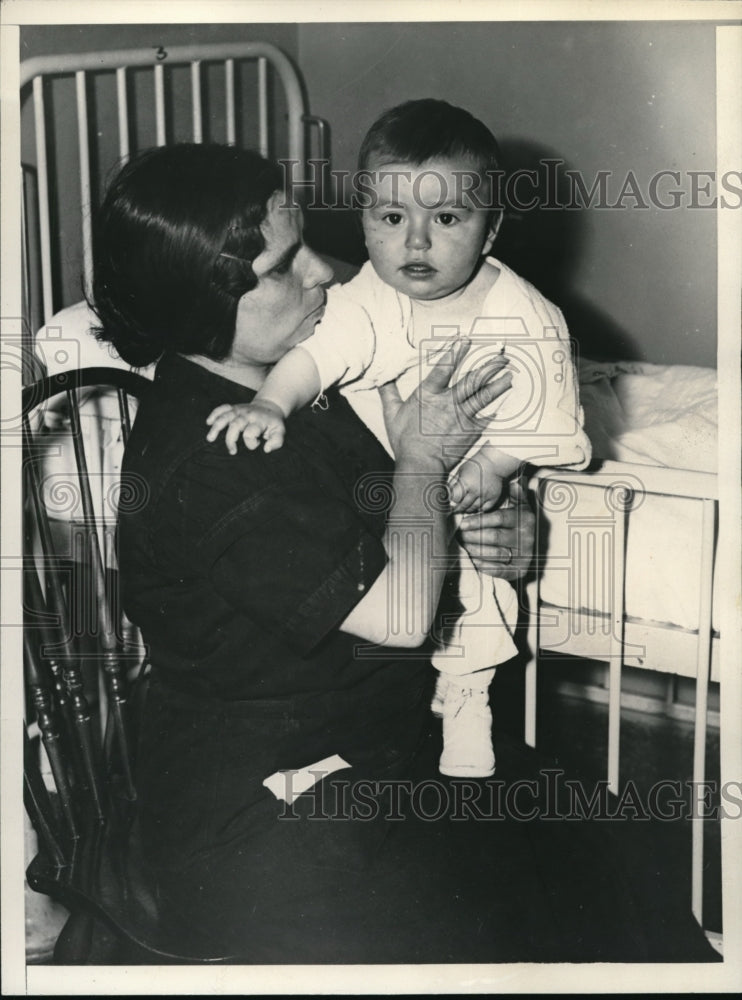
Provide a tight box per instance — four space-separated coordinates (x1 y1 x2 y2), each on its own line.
231 193 333 370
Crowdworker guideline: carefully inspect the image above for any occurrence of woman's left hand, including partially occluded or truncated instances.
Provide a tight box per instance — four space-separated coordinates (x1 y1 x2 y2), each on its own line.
457 477 535 581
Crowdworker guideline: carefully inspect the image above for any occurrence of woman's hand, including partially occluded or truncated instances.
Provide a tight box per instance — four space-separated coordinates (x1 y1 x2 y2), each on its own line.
457 477 535 581
379 341 512 475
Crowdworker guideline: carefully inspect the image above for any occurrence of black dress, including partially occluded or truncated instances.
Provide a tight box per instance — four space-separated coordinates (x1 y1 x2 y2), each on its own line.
119 353 718 964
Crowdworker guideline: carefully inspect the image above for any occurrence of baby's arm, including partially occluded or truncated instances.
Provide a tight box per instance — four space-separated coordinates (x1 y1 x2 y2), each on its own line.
450 444 522 514
206 277 378 454
206 346 321 454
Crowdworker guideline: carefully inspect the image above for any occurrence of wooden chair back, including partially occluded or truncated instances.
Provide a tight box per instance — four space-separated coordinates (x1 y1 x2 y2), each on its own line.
22 366 233 963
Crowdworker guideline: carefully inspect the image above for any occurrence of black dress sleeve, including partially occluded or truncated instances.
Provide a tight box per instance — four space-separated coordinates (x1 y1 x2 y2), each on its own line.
163 442 389 655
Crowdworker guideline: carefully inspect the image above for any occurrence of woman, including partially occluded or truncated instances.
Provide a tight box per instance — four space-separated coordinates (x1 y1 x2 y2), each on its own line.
93 145 715 964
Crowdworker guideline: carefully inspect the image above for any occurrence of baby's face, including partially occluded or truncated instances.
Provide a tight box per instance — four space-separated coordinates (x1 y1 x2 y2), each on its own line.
361 157 497 301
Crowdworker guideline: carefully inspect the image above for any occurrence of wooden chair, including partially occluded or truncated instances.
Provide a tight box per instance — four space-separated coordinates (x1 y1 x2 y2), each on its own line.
22 367 234 964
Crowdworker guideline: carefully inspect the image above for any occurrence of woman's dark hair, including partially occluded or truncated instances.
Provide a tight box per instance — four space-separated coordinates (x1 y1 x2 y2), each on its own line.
358 98 501 178
90 144 284 367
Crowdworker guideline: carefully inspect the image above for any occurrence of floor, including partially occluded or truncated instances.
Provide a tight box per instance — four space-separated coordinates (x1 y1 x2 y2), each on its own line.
493 658 723 935
26 662 723 962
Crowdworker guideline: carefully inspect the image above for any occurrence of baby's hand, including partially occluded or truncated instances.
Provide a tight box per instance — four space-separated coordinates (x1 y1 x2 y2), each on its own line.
449 453 507 514
206 400 286 455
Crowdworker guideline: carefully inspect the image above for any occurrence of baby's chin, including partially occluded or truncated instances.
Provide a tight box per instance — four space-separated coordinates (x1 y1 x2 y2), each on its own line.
397 280 469 304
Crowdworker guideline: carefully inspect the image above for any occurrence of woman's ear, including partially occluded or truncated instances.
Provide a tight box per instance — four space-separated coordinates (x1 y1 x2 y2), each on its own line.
482 211 503 257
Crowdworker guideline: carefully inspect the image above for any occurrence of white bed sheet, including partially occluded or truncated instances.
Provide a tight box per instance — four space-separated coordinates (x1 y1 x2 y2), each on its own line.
577 358 717 473
539 359 719 632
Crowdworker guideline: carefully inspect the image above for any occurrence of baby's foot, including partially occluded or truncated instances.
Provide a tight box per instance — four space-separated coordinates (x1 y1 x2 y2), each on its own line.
439 684 495 778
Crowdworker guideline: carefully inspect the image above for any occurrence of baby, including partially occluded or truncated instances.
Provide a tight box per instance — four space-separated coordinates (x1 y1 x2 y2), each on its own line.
207 99 591 777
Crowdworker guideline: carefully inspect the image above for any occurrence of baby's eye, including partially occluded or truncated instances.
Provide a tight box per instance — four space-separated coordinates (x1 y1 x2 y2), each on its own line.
436 213 459 226
382 212 404 226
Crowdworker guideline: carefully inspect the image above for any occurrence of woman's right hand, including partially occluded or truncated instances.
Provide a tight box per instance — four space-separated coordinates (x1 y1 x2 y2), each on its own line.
379 341 512 475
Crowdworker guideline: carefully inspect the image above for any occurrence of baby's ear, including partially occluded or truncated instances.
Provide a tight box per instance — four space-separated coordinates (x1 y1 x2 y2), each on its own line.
483 211 503 256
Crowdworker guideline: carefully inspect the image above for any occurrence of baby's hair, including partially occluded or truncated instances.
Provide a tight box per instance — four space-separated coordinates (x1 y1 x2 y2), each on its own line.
358 98 501 192
90 144 283 368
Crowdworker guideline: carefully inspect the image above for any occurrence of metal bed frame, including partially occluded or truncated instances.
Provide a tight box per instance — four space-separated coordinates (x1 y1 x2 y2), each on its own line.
20 41 326 333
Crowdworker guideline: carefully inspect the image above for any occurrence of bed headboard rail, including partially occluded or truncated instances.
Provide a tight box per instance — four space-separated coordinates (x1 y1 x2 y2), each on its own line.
20 42 308 332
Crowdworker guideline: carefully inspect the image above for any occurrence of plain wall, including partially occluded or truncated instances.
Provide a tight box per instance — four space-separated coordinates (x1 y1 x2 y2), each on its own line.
20 22 299 58
297 21 719 367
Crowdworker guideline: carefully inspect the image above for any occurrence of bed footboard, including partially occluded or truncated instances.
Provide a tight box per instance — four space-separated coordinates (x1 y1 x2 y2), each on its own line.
526 459 719 932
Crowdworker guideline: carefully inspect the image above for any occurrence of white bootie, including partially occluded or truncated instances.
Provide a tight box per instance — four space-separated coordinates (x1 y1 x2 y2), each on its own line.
439 683 495 778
